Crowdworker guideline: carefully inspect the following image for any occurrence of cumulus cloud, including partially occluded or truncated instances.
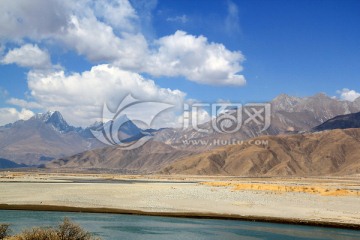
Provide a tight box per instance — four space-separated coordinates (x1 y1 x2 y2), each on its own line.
0 0 69 41
93 0 138 32
0 108 34 126
337 88 360 102
2 44 52 68
0 0 143 63
145 31 246 85
26 64 185 126
56 2 148 64
0 0 246 86
59 19 245 85
0 0 248 126
59 16 125 62
0 0 137 40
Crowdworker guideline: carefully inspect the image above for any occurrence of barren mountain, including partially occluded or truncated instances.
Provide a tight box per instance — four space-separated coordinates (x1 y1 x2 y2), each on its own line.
160 128 360 176
2 93 360 166
0 112 92 165
45 140 196 173
154 93 360 148
0 111 150 165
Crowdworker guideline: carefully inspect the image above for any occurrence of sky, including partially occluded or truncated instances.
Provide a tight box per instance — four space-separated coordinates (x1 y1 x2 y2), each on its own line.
0 0 359 127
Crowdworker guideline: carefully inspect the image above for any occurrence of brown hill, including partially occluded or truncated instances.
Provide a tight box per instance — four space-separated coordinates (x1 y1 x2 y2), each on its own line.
45 141 196 173
160 128 360 176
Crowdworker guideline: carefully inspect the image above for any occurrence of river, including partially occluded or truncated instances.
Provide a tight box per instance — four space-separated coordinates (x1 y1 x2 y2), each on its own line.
0 210 359 240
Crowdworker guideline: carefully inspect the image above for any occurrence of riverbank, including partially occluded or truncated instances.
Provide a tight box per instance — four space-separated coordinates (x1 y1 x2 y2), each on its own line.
1 204 360 230
1 172 360 230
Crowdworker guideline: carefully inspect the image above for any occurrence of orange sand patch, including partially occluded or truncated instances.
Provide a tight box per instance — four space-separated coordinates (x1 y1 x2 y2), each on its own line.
202 182 360 196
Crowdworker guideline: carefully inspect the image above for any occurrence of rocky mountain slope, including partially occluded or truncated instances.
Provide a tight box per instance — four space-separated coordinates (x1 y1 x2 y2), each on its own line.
45 140 196 173
0 112 93 165
160 128 360 176
0 111 145 165
154 93 360 148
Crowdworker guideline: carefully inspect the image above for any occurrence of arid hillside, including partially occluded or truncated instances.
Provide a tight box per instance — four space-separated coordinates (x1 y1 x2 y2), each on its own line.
46 141 196 173
160 128 360 176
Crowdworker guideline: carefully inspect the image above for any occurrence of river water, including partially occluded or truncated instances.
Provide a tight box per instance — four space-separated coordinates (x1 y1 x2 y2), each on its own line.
0 210 359 240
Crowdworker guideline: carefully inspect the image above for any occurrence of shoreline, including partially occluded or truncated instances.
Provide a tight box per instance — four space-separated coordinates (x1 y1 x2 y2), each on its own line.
2 172 360 231
1 204 360 230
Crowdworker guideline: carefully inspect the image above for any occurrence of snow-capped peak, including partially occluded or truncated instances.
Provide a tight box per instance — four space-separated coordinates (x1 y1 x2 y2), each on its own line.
31 111 77 133
32 111 54 122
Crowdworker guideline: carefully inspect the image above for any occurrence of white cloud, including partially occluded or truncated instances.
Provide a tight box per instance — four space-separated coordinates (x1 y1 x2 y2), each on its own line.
59 15 124 62
26 64 185 127
337 88 360 102
0 0 246 86
195 108 211 125
2 44 52 68
129 0 158 39
0 0 137 40
6 98 43 109
166 15 188 24
109 33 149 69
0 0 248 126
59 20 246 85
93 0 138 32
0 0 69 41
57 1 150 64
0 0 143 63
0 108 34 126
145 31 246 86
225 0 240 35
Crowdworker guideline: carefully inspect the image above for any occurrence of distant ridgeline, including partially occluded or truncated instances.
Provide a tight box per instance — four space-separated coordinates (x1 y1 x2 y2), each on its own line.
0 158 27 169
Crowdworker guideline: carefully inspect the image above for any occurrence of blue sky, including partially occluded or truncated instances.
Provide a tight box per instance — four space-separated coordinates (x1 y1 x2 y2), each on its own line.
0 0 359 126
153 0 360 102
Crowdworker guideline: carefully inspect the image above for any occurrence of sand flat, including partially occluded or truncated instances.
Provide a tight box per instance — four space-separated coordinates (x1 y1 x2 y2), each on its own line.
1 172 360 228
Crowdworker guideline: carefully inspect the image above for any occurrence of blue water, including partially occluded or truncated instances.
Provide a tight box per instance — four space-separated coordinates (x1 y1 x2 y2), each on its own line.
0 210 359 240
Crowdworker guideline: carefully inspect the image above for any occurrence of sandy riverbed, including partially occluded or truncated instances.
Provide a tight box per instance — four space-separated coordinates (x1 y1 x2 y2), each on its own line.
1 172 360 228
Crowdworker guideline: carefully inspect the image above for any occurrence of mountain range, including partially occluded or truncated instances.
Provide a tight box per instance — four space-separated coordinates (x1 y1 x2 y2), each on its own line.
45 113 360 176
154 93 360 148
0 111 145 165
2 93 360 174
